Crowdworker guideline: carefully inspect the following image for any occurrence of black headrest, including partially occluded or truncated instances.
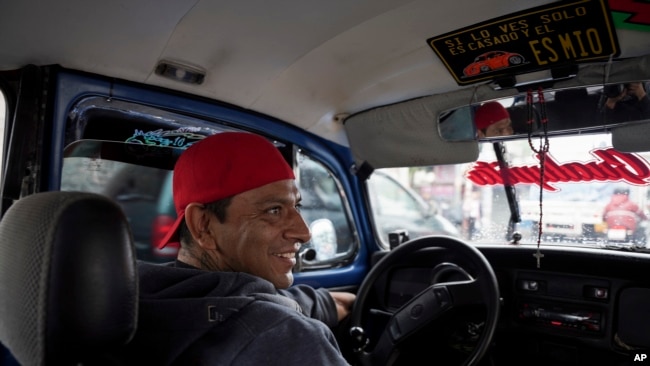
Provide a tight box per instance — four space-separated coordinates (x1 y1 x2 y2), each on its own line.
0 191 138 365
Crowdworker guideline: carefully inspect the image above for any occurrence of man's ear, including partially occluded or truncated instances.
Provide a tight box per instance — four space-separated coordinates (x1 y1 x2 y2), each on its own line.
184 203 218 250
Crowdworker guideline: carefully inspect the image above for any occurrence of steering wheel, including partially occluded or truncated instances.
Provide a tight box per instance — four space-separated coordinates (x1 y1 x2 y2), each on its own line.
348 235 500 366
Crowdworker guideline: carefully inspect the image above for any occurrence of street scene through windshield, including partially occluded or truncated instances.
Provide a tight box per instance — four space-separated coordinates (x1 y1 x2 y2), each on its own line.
374 133 650 249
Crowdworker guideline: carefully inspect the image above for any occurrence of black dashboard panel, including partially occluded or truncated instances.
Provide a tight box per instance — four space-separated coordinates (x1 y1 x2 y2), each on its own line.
482 245 650 365
372 243 650 365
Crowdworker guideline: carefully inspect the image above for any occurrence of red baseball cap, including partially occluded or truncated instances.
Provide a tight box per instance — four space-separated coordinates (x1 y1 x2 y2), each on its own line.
158 132 295 249
475 101 510 130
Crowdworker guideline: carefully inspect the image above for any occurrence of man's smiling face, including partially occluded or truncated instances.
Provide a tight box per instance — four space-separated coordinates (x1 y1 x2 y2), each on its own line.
209 179 311 289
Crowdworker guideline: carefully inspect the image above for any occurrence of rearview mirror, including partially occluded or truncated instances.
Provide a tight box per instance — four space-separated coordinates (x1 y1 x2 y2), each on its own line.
439 81 650 141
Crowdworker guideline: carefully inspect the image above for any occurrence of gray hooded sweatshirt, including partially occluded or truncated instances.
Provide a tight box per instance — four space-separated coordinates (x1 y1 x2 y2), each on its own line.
117 260 350 365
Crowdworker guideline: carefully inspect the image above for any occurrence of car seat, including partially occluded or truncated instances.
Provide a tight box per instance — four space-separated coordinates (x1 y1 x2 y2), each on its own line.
0 191 138 365
546 88 600 129
508 103 539 134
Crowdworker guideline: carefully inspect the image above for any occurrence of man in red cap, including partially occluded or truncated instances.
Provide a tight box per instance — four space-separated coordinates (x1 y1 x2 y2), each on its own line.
119 132 354 365
474 101 513 138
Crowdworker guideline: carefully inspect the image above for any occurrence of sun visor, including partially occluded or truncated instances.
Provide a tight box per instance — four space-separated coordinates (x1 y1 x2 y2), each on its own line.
343 92 480 170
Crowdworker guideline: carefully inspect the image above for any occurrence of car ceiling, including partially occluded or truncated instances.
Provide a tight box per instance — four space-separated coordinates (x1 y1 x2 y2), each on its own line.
0 0 649 147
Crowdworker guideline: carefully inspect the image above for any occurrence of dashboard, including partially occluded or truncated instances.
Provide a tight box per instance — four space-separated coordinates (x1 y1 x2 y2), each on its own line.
368 244 650 366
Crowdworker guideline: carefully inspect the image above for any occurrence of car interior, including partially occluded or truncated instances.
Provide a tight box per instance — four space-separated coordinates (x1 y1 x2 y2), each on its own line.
1 0 650 365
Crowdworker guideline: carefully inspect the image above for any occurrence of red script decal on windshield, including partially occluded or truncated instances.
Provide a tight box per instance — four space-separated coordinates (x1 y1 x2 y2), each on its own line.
466 148 650 191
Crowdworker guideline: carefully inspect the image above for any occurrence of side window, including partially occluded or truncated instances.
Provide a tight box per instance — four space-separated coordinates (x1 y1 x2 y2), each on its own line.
61 140 360 269
296 152 357 267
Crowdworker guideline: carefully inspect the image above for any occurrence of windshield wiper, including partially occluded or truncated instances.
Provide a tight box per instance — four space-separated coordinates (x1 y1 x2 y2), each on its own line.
493 142 521 242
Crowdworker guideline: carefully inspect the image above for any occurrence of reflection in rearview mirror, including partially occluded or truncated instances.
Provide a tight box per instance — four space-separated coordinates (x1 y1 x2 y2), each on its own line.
438 81 650 142
475 101 514 138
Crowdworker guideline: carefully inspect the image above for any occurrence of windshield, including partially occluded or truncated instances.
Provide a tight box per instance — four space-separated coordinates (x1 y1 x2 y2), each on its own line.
369 132 650 251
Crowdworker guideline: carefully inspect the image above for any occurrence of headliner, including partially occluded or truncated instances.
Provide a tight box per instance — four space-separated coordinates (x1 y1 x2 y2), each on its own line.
0 0 648 146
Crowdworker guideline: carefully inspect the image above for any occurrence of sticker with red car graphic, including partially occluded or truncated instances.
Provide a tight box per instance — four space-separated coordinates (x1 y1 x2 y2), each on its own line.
427 0 619 85
462 50 527 77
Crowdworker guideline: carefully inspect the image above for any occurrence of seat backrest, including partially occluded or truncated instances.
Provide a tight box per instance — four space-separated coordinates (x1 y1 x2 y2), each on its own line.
0 191 138 366
508 103 539 134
